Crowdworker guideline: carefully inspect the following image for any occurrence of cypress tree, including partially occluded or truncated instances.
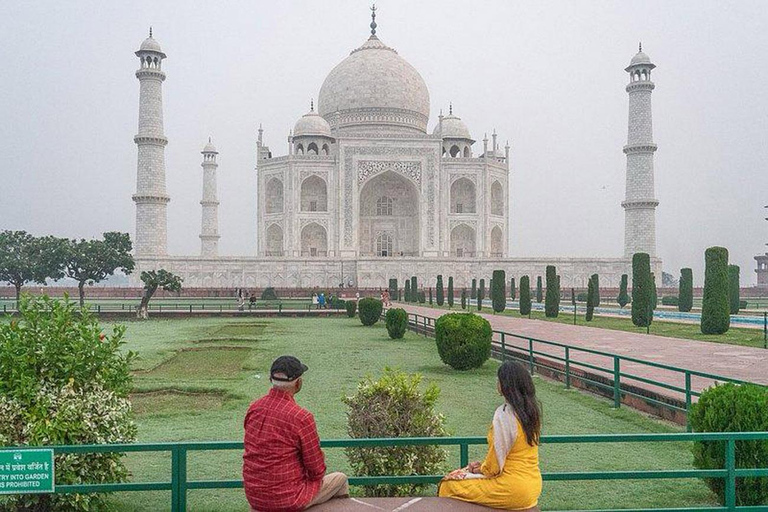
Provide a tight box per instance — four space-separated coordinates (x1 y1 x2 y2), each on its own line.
545 265 559 318
519 276 531 316
631 253 653 327
461 289 467 309
701 247 730 334
404 280 411 302
510 277 516 301
651 273 658 310
447 277 454 308
728 264 740 315
617 274 629 308
436 275 444 306
586 275 596 321
429 287 433 305
536 276 543 303
411 276 418 303
471 279 477 300
492 269 506 313
389 278 398 300
477 279 485 311
679 268 693 312
591 273 600 306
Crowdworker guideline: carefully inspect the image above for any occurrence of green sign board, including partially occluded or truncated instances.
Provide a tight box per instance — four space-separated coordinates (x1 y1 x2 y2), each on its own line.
0 449 55 494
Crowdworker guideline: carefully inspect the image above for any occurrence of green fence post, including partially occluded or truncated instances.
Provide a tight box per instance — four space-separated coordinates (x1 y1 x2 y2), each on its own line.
685 372 692 432
565 347 571 389
171 447 180 511
725 438 736 511
279 304 283 315
528 339 534 375
613 357 621 408
189 305 192 313
97 305 101 314
219 304 222 313
460 443 469 468
424 317 427 337
500 332 506 361
159 305 162 313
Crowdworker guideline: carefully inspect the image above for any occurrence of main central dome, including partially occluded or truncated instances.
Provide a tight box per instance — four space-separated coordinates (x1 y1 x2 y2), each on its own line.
318 35 430 134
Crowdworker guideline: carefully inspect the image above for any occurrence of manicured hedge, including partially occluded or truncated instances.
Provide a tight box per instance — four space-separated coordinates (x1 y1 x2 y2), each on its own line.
461 289 467 310
429 288 433 305
389 278 398 300
631 253 653 327
404 280 411 303
447 277 454 308
586 276 596 321
477 279 485 311
410 276 418 303
661 295 679 306
418 291 426 304
510 277 516 301
261 287 278 300
346 300 357 318
491 269 506 313
701 247 730 334
358 297 383 326
436 275 444 306
471 279 477 300
536 276 543 303
544 265 559 318
519 276 531 316
617 274 629 308
434 313 492 370
591 273 600 306
728 264 740 315
679 268 693 312
385 308 408 339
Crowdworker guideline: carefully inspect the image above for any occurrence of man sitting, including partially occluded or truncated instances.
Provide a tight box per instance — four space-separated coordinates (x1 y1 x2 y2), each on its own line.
243 356 349 512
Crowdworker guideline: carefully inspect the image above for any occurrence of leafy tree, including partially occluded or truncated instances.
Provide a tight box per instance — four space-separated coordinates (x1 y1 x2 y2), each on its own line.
447 277 454 308
591 273 600 306
404 280 411 302
435 313 492 370
510 277 516 301
491 269 506 313
428 287 433 305
389 278 398 300
728 264 740 315
0 231 68 301
477 279 485 311
460 289 467 310
651 273 658 310
436 275 444 306
536 276 543 303
359 297 384 326
519 276 531 316
679 268 693 312
631 253 653 327
544 265 559 317
470 279 477 300
701 247 730 334
617 273 629 308
137 269 182 319
586 275 596 321
411 276 418 303
385 308 408 339
64 232 135 307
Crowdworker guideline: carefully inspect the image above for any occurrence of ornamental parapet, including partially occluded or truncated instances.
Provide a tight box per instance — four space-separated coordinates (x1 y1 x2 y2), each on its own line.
200 200 220 206
328 107 429 134
132 194 170 204
626 81 655 93
135 69 166 81
134 135 168 146
623 143 657 154
199 234 220 239
621 199 659 209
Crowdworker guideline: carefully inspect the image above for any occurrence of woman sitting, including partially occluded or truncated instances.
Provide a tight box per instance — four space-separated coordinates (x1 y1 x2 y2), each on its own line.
439 361 542 510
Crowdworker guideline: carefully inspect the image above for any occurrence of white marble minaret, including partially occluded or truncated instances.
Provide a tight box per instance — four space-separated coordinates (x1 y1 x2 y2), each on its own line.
199 138 220 257
622 43 659 258
133 29 170 257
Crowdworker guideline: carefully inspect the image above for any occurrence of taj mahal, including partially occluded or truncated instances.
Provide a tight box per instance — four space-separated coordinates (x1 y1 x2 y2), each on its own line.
131 9 662 289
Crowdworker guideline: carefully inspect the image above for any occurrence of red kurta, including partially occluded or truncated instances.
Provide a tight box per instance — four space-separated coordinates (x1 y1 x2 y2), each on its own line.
243 388 326 512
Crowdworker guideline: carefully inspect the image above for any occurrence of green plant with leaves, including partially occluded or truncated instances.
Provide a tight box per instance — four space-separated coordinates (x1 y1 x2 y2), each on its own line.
491 269 506 313
471 279 477 300
651 273 658 310
701 247 730 334
510 277 516 301
460 289 467 309
418 291 426 304
536 276 543 303
261 287 278 301
689 382 768 506
586 276 596 322
545 265 559 318
590 273 600 306
435 313 492 370
404 280 411 302
0 230 68 301
519 275 531 316
342 369 447 497
411 276 418 303
679 268 693 312
346 300 357 318
447 277 454 308
358 297 383 326
477 279 485 311
0 296 136 511
436 275 444 306
728 264 740 315
661 295 679 306
64 232 135 307
137 269 182 319
429 287 433 305
631 253 653 328
385 308 408 339
389 278 398 300
617 273 629 308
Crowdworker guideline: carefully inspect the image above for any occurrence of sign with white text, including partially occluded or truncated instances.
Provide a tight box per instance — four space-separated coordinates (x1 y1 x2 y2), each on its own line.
0 449 55 494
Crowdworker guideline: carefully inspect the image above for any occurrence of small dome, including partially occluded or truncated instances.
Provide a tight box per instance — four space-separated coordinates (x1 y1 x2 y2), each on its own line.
434 113 473 141
139 36 163 53
202 137 217 153
294 109 332 138
629 50 651 66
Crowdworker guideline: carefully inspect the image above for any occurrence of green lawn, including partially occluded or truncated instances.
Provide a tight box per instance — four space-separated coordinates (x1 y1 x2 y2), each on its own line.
106 316 716 511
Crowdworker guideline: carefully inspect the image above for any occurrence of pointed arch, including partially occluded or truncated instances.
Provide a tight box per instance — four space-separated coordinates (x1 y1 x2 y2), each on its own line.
451 224 475 257
300 222 328 257
265 223 283 256
451 178 476 213
300 175 327 212
265 178 283 214
491 180 504 216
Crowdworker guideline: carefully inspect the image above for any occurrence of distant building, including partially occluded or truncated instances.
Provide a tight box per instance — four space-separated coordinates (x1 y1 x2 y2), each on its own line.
755 206 768 287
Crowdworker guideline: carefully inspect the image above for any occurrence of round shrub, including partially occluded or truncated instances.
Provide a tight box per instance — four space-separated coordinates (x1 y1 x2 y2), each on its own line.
261 287 278 300
661 295 679 306
358 297 383 326
690 383 768 506
434 313 492 370
385 308 408 339
701 246 730 334
346 300 357 318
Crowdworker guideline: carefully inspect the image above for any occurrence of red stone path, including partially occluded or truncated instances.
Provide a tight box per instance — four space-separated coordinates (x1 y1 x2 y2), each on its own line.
310 497 533 511
399 304 768 401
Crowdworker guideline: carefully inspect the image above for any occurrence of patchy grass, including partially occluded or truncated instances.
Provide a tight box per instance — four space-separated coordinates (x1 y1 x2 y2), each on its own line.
138 347 255 380
131 389 230 416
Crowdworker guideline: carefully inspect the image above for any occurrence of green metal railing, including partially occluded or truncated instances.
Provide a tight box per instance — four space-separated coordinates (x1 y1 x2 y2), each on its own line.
2 432 767 511
404 312 761 431
1 301 348 314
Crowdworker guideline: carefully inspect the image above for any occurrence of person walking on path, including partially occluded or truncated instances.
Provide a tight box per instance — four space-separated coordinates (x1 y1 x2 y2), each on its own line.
243 356 349 511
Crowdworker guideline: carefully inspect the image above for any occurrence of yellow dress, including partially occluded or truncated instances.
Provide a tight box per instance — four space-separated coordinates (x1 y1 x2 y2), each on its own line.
438 417 542 510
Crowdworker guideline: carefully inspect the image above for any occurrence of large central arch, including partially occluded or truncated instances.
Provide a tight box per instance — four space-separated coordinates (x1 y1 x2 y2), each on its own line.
359 171 420 256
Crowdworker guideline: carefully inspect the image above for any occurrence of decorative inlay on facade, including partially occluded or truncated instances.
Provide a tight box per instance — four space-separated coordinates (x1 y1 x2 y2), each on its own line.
299 218 329 230
449 219 477 230
449 174 477 185
357 160 421 185
299 170 329 182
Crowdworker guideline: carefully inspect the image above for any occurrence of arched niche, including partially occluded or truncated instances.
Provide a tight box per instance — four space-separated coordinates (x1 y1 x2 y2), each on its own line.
359 171 420 257
491 181 504 216
265 223 283 256
300 222 328 257
451 178 476 213
300 175 327 212
451 224 475 257
265 178 283 214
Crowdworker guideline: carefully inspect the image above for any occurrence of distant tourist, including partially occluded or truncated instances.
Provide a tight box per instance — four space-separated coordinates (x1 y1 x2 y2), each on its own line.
312 292 318 309
249 294 256 309
438 361 542 510
318 293 326 309
243 356 349 511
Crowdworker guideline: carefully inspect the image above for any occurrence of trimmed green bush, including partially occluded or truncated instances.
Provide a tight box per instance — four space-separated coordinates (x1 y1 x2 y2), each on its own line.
661 295 679 306
651 273 658 310
385 308 408 339
617 273 629 308
389 278 398 300
509 277 516 301
591 273 600 306
404 280 411 303
519 276 531 316
477 279 485 311
586 276 596 322
536 276 543 303
631 253 653 327
434 313 492 370
429 287 433 305
470 279 477 300
447 277 454 308
342 369 448 497
346 300 357 318
701 247 730 334
411 276 418 303
576 292 588 302
358 297 383 326
436 275 444 306
679 268 693 312
545 265 559 318
491 269 506 313
461 289 467 309
690 383 768 506
418 291 426 304
261 287 278 300
728 264 740 315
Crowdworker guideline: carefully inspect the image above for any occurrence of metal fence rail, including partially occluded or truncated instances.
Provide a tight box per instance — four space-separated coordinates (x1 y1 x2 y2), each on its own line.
1 432 767 512
1 301 347 314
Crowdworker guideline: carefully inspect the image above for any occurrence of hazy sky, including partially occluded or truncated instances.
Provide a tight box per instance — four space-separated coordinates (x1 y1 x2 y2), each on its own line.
1 1 766 285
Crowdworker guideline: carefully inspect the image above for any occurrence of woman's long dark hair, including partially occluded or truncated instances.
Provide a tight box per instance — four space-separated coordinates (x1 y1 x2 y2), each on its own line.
498 361 541 446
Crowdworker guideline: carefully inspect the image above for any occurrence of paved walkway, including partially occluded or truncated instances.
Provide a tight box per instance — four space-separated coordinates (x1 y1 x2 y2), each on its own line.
311 497 532 511
399 304 768 400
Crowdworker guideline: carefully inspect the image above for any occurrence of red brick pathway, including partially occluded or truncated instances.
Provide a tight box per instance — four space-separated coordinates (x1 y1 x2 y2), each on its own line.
399 304 768 400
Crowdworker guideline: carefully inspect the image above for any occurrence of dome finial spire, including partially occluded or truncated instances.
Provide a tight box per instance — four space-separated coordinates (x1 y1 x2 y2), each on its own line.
370 3 377 36
639 41 642 52
449 102 453 115
149 26 153 38
310 98 314 112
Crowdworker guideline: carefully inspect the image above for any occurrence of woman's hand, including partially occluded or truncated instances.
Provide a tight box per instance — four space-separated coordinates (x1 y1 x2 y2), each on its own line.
466 461 482 474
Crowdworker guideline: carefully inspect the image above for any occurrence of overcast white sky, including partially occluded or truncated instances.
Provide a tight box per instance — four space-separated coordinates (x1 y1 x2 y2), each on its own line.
1 0 766 285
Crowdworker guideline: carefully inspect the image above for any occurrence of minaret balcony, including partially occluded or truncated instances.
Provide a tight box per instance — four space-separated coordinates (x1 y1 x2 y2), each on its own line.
132 194 170 204
626 81 655 93
621 199 659 210
623 143 657 154
134 135 168 146
135 68 166 81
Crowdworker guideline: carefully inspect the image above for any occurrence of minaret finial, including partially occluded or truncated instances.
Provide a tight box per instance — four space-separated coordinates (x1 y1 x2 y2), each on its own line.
370 4 377 36
310 98 314 112
208 136 212 143
149 26 153 38
449 102 453 115
639 41 642 52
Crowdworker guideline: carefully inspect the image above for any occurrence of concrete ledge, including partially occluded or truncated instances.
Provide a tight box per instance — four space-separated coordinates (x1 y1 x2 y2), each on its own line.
308 497 539 511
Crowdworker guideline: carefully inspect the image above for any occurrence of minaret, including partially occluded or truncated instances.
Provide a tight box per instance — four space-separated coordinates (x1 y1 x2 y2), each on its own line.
199 138 220 257
622 43 659 258
133 28 170 257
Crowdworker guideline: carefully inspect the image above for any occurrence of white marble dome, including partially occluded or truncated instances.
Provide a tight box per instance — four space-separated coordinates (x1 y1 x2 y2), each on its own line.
318 35 430 133
202 138 217 153
294 109 332 138
434 114 473 141
629 50 651 66
139 36 163 53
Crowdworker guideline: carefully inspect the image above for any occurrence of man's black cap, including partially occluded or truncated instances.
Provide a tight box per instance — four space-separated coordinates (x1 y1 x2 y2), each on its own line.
270 356 308 382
